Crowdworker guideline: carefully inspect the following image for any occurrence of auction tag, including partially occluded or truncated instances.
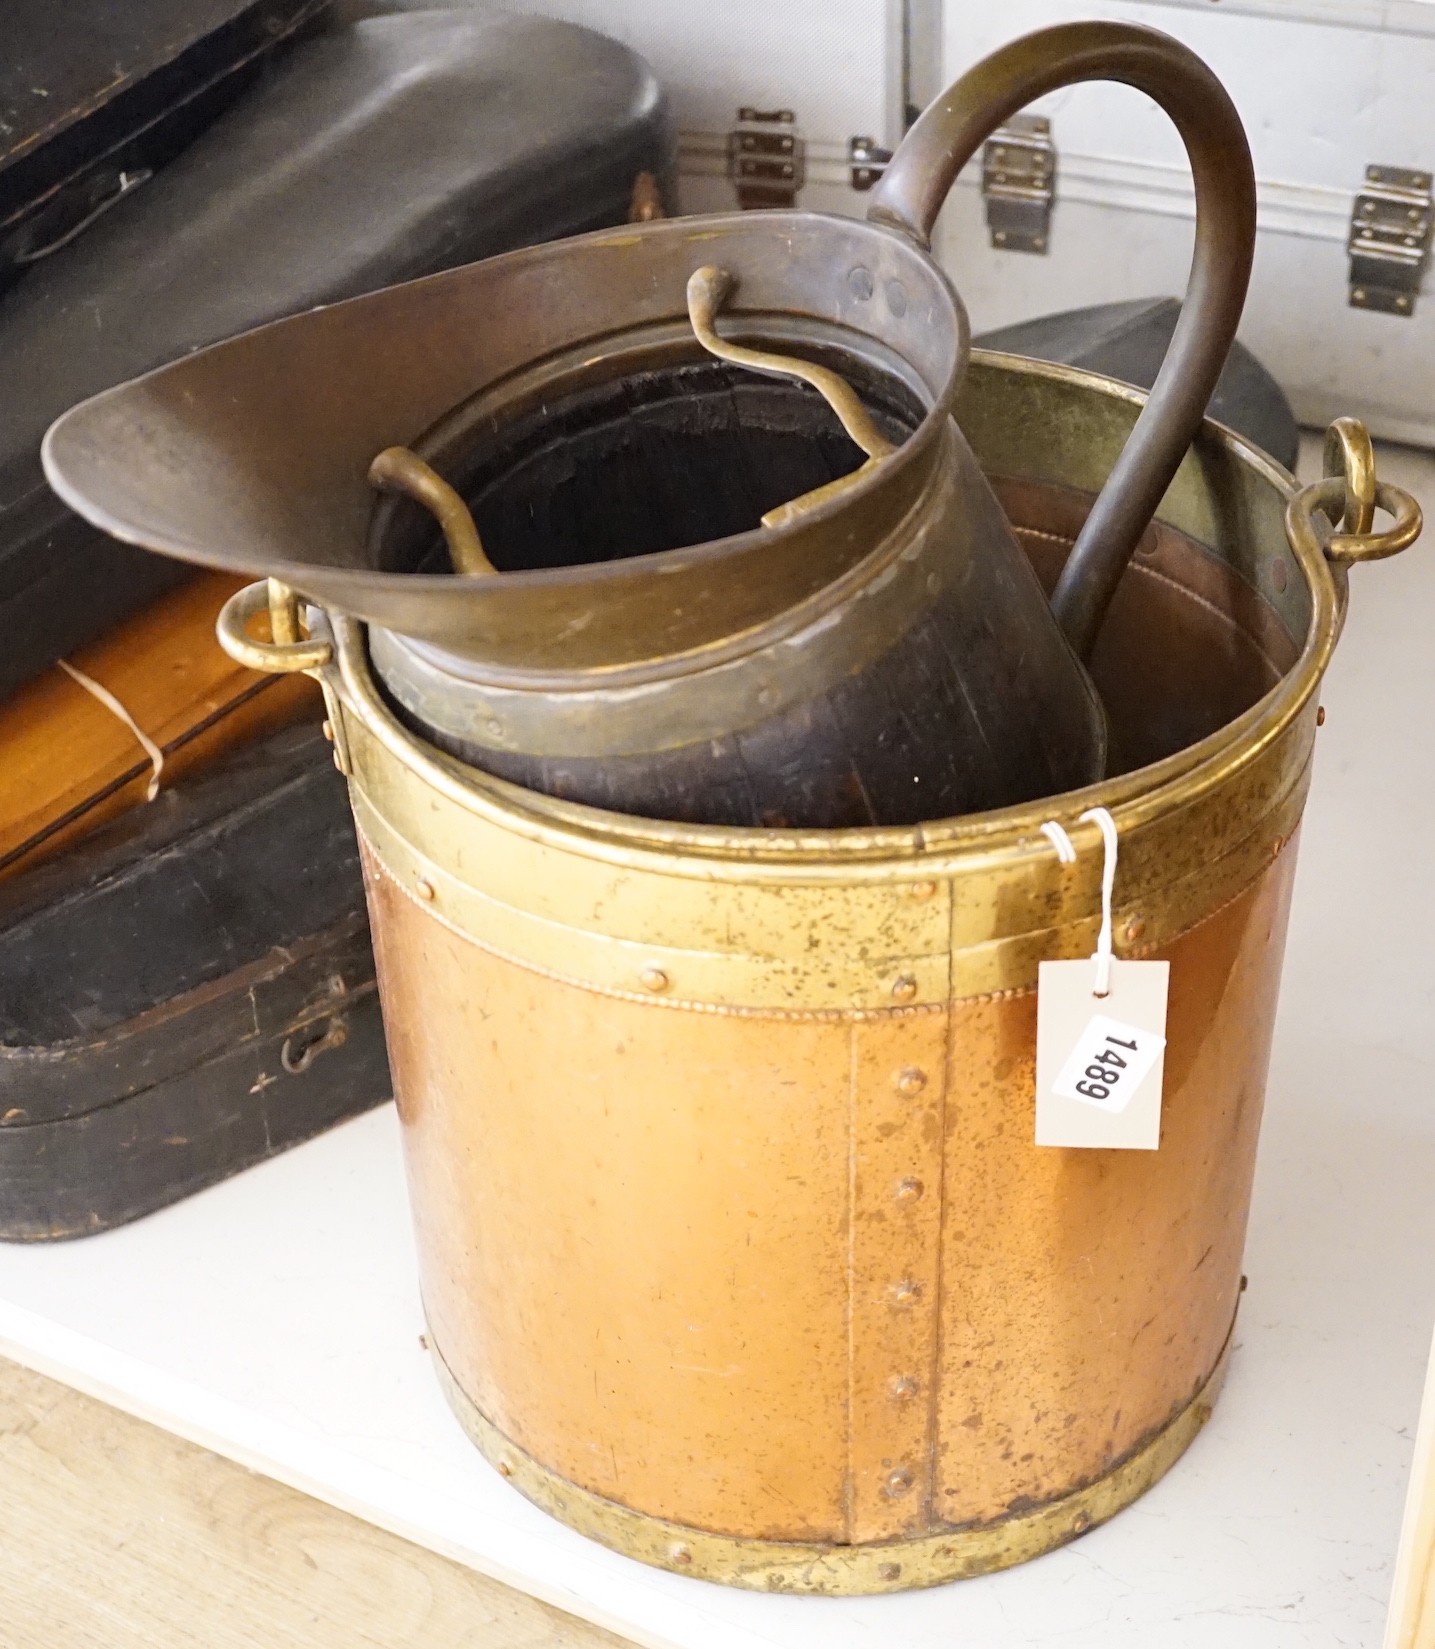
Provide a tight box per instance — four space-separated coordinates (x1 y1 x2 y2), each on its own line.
1035 957 1170 1150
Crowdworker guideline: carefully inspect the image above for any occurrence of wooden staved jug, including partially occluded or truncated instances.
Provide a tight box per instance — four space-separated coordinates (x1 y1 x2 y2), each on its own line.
45 21 1259 828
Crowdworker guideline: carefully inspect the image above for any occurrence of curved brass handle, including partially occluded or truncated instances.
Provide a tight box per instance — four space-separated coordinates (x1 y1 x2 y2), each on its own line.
869 22 1257 659
217 579 333 674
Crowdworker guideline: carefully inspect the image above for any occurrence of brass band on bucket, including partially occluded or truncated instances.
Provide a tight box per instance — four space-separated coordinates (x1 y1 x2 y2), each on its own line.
430 1325 1234 1595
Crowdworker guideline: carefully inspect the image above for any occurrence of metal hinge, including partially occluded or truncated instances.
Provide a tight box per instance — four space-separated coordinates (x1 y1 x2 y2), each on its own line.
1348 165 1433 316
981 114 1056 254
727 109 805 209
848 135 893 192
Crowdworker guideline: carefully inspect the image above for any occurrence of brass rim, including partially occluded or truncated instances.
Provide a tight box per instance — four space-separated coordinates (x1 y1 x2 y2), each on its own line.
349 763 1309 1012
323 357 1338 883
330 587 1319 888
429 1327 1233 1596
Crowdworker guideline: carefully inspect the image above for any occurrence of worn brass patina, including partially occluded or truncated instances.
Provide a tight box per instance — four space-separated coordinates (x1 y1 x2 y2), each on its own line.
431 1330 1232 1594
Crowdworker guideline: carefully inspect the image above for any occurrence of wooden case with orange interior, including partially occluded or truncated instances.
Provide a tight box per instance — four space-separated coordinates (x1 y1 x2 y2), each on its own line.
0 574 388 1240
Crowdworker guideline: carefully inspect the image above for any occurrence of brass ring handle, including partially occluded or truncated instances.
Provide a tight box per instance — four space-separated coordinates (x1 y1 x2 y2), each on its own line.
869 22 1256 660
1286 476 1423 567
686 267 896 464
217 579 333 673
369 447 497 577
686 266 893 527
1322 416 1377 536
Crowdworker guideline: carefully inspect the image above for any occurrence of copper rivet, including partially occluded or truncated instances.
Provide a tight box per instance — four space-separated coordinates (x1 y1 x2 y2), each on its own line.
891 974 918 1003
1124 915 1146 944
670 1542 693 1566
878 1562 902 1582
1072 1511 1092 1534
1316 705 1326 727
321 719 334 743
896 1067 927 1097
415 878 436 902
885 1467 914 1497
640 966 670 993
890 1375 918 1401
890 1279 921 1306
497 1459 513 1478
895 1177 924 1203
909 879 937 902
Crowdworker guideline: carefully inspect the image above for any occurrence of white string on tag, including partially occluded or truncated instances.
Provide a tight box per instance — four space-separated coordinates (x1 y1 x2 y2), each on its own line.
58 658 166 802
1040 806 1119 998
1036 807 1165 1149
1039 820 1077 864
1079 807 1118 998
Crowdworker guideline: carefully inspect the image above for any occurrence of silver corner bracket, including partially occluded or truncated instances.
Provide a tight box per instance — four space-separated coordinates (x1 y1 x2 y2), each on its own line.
981 114 1056 255
1349 165 1433 316
848 136 893 192
727 109 805 210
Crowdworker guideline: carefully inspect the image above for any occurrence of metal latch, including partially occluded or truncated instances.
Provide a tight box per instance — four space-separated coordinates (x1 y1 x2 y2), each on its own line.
727 109 805 209
848 136 893 192
1348 165 1433 316
981 114 1056 254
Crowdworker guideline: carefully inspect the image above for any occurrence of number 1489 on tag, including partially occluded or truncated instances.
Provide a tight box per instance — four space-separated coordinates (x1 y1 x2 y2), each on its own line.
1051 1014 1166 1115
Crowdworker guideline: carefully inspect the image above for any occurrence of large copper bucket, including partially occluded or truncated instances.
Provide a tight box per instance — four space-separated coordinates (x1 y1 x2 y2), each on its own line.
243 354 1409 1593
